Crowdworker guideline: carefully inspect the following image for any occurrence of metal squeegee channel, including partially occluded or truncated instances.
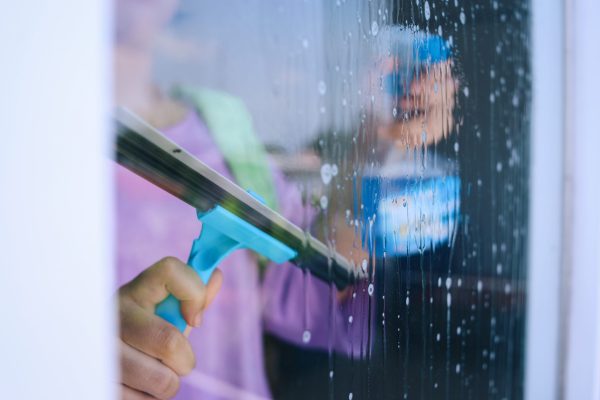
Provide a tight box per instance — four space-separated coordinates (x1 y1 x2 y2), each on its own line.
114 108 355 288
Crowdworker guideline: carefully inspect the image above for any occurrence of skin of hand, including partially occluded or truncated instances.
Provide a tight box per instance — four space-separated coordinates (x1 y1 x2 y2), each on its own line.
377 60 458 148
118 257 223 400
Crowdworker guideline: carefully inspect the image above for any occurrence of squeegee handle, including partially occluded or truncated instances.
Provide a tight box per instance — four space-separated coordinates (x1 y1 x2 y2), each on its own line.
154 205 297 332
155 227 242 332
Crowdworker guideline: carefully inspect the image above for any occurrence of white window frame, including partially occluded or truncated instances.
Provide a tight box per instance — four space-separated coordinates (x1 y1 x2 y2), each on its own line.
527 0 600 399
562 0 600 399
525 0 565 399
0 2 115 399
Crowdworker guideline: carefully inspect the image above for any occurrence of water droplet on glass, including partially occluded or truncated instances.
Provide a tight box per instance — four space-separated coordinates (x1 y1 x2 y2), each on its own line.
361 259 368 272
302 38 309 48
454 142 459 152
456 363 461 373
424 1 431 20
512 94 520 107
496 263 503 274
392 107 398 117
457 326 462 335
504 283 512 294
348 393 353 400
436 333 441 341
446 277 452 290
371 21 379 36
320 195 329 210
438 277 442 287
496 162 503 172
331 164 338 176
318 80 327 95
321 163 333 185
405 296 410 306
477 280 483 292
490 93 496 103
302 330 312 343
447 293 452 307
329 370 334 379
348 315 353 324
463 86 470 97
460 10 466 24
368 283 374 296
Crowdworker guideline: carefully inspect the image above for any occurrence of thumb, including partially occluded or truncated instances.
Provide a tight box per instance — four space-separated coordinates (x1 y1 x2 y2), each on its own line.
124 257 221 328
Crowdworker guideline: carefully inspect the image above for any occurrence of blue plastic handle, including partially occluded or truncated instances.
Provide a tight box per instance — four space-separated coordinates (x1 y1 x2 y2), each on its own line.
155 204 297 332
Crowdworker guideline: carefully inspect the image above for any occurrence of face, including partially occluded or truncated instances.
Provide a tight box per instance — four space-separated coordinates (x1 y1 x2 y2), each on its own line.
379 59 457 148
115 0 180 49
366 26 457 149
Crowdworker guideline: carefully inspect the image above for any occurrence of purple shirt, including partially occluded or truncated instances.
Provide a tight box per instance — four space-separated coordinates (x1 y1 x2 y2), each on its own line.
116 110 364 399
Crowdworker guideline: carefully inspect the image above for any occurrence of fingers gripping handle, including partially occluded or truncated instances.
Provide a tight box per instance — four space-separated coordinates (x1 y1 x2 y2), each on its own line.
155 226 242 332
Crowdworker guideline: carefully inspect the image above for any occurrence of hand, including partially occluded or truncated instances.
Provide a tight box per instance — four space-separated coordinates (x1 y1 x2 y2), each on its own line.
378 60 458 148
118 257 223 399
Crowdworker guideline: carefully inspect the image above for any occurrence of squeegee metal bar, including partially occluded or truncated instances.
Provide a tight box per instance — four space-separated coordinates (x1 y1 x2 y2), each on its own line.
114 107 355 288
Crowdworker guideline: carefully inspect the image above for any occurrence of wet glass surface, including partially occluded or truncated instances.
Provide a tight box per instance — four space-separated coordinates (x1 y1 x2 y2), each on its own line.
116 0 530 398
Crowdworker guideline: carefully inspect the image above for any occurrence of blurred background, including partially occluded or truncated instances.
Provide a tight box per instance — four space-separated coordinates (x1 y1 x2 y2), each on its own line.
1 0 599 399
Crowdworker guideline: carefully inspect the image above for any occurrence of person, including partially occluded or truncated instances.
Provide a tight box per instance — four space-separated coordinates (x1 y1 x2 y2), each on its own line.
114 1 360 399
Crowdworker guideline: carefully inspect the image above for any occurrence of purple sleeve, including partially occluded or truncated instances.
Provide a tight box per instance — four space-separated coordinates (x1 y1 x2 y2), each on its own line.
261 162 369 358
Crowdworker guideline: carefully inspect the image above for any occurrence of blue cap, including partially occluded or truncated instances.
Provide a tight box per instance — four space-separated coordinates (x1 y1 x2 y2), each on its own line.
413 35 451 63
385 34 451 96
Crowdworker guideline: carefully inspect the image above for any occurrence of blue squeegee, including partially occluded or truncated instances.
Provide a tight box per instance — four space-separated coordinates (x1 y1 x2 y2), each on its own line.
154 204 297 331
115 108 356 331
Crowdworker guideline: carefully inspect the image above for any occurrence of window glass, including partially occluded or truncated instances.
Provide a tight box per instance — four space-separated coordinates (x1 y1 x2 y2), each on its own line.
115 0 530 398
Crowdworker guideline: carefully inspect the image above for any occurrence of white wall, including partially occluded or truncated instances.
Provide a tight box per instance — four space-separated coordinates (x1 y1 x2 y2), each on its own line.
0 2 115 399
